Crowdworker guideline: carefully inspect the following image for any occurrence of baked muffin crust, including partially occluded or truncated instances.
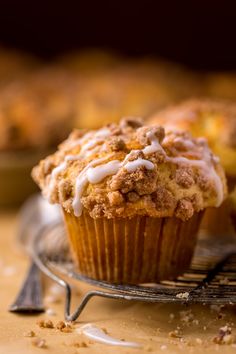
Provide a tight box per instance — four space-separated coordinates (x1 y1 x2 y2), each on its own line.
32 118 227 221
0 68 76 151
149 99 236 177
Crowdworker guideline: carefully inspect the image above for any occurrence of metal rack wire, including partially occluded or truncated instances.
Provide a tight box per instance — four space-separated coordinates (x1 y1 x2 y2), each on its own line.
30 221 236 322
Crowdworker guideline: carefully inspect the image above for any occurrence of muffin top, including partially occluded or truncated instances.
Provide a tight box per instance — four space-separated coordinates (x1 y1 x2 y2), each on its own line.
0 68 76 151
149 99 236 177
32 118 227 221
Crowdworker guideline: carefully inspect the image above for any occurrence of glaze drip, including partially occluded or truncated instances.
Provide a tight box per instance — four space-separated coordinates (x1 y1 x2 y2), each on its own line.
76 324 141 348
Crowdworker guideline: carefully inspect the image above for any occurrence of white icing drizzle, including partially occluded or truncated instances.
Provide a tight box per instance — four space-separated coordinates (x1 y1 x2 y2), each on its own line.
73 156 155 215
142 131 165 155
65 154 81 161
72 174 89 217
162 134 224 206
173 137 195 149
83 145 101 158
48 126 224 215
87 160 122 184
80 129 110 155
72 156 110 217
47 128 112 200
47 161 67 197
51 161 67 177
69 131 93 149
76 324 141 348
124 158 154 172
166 155 223 206
70 127 111 155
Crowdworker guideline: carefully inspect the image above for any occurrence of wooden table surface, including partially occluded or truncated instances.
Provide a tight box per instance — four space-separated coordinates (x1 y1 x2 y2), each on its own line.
1 210 236 354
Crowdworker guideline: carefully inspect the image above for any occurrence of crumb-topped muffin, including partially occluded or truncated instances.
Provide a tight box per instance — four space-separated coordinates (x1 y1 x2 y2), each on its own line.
149 99 236 183
0 68 75 151
0 67 76 206
32 118 227 283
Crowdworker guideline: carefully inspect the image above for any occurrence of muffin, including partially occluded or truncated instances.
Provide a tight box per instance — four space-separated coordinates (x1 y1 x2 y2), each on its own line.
149 98 236 235
32 118 227 284
0 68 76 207
149 99 236 184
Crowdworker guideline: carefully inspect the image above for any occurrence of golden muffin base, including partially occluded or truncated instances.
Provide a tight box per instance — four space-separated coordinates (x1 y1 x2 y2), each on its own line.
63 210 203 284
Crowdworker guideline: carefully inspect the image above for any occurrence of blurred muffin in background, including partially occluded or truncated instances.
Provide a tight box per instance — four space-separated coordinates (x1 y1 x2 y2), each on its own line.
0 67 76 207
70 55 201 129
149 98 236 235
0 47 40 85
230 188 236 232
149 98 236 183
206 72 236 101
58 48 121 75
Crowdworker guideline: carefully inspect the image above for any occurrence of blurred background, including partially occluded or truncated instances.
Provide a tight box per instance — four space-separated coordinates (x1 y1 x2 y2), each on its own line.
0 0 236 207
0 0 236 70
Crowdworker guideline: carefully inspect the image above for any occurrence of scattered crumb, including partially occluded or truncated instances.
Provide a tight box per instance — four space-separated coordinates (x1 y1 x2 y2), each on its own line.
203 326 207 331
176 292 189 299
45 308 56 316
72 341 88 348
23 330 36 337
61 327 72 333
217 312 226 320
56 321 66 330
101 327 108 334
37 319 54 329
160 344 167 350
169 313 175 320
56 320 72 332
219 277 229 285
213 325 235 345
193 319 199 325
179 310 194 324
32 338 47 349
169 330 182 338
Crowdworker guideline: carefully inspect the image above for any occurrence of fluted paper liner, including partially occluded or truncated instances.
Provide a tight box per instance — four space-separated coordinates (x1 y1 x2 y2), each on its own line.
63 211 203 284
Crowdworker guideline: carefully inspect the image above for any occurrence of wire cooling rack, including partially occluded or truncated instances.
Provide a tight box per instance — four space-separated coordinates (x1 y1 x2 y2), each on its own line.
29 220 236 322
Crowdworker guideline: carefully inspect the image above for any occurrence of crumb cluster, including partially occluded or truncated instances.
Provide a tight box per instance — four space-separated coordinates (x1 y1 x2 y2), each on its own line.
32 118 227 220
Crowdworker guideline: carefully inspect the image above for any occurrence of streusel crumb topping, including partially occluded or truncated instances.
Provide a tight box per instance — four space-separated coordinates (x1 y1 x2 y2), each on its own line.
32 118 227 220
149 99 236 148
